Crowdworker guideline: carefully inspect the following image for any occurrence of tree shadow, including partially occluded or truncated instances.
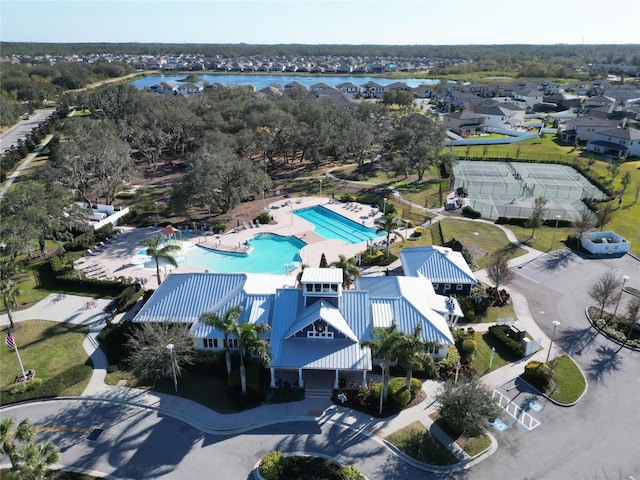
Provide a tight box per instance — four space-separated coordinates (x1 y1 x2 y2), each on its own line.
557 326 600 356
586 344 624 384
541 250 574 271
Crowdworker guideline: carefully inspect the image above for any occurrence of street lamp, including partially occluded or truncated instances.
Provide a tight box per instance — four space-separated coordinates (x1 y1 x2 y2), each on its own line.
471 232 479 265
545 320 561 364
551 214 562 250
613 275 630 318
455 360 461 384
319 178 322 196
166 343 178 393
379 362 387 415
489 346 496 369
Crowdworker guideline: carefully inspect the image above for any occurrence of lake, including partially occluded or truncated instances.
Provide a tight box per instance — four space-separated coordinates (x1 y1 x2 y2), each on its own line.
130 74 441 90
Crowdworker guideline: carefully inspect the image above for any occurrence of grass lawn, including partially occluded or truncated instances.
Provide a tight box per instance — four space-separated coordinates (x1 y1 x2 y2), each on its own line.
0 320 92 405
508 225 573 253
385 421 459 466
472 331 512 375
548 355 586 405
429 414 492 457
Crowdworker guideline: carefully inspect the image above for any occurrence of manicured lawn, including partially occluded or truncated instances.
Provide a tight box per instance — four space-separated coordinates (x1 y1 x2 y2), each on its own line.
385 421 459 466
472 331 511 374
549 355 586 405
508 224 573 252
0 320 92 405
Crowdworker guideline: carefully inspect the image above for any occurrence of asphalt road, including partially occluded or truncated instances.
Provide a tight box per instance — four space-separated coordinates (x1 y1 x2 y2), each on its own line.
0 108 56 153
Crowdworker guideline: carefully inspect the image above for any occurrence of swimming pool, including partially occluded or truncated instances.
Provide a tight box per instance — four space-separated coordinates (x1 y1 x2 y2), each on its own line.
143 233 305 275
294 205 384 244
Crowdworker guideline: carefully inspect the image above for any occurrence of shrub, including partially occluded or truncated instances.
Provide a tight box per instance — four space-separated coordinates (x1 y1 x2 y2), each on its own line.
340 193 356 203
488 325 525 358
435 347 461 379
260 451 287 480
461 339 477 358
212 221 227 233
94 223 114 242
387 377 412 409
256 211 271 224
461 206 481 219
337 465 365 480
409 377 422 394
523 360 553 389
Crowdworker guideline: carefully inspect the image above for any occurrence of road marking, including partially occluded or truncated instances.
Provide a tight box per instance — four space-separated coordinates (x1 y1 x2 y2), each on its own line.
37 426 93 434
513 269 540 284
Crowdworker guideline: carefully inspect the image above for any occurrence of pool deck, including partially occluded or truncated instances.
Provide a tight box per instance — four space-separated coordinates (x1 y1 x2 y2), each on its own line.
78 196 414 289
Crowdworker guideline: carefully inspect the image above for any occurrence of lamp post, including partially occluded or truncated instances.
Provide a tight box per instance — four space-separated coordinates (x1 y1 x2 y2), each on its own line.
378 362 387 415
489 346 496 369
613 275 630 318
319 178 322 196
166 343 178 393
471 232 479 264
383 197 387 216
455 360 461 384
551 214 562 250
545 320 561 364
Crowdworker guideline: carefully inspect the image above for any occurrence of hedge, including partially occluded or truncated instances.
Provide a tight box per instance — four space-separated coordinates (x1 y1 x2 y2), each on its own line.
461 206 481 219
488 325 525 358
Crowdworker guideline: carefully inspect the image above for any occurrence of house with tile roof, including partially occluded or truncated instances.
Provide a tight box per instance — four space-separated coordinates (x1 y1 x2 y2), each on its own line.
400 246 478 296
133 267 459 390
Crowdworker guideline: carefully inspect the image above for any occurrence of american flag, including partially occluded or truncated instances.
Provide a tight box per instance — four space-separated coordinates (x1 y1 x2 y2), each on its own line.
5 329 15 349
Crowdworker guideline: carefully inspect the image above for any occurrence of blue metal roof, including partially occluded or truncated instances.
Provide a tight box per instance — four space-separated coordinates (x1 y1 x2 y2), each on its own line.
400 246 477 285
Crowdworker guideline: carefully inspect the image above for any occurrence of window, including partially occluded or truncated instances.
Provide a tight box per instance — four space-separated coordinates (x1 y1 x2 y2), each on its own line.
456 284 463 290
203 338 218 348
224 338 238 349
307 319 334 339
444 283 451 291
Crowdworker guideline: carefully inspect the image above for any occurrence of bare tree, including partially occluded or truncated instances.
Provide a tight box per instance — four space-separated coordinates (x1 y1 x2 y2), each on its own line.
527 196 548 238
573 209 596 239
634 180 640 204
624 296 640 339
588 271 622 320
596 203 613 231
486 253 514 302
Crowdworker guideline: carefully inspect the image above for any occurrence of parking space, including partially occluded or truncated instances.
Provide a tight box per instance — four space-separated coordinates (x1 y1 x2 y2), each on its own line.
491 377 551 434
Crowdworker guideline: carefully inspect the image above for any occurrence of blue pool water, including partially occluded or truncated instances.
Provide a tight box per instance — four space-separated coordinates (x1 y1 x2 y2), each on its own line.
144 233 305 275
294 206 384 244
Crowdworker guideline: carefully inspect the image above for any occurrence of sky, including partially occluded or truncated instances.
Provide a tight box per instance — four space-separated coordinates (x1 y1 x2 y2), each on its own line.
1 0 639 45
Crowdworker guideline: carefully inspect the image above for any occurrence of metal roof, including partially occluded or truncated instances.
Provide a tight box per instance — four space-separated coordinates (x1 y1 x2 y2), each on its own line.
284 299 358 342
301 267 343 284
400 246 477 285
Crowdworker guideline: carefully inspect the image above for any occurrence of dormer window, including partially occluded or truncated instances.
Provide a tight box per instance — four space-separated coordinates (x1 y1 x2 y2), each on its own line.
308 319 333 338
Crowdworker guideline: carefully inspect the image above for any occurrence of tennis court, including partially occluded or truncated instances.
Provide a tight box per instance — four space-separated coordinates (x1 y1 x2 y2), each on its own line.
452 161 608 221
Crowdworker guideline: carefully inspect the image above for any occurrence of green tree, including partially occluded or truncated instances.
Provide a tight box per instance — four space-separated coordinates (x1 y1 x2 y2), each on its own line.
125 323 194 383
140 235 180 286
527 196 548 238
234 322 271 397
0 417 35 469
199 306 243 376
375 214 404 259
0 279 21 329
394 324 441 390
11 440 60 480
319 253 328 268
360 321 403 401
330 254 361 289
435 379 501 437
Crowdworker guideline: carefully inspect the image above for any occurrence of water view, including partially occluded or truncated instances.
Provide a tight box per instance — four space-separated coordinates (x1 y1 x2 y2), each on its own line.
130 74 440 90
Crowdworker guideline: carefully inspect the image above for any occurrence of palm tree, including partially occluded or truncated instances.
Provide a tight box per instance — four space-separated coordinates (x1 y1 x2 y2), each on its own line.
0 280 21 329
360 321 402 401
140 235 180 286
199 306 243 376
319 253 328 268
0 417 35 469
11 440 59 480
394 324 441 390
295 263 309 287
330 254 360 289
374 214 404 259
234 322 271 397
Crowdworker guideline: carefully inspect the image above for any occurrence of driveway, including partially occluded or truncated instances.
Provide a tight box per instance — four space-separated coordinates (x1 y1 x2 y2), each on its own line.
0 108 56 153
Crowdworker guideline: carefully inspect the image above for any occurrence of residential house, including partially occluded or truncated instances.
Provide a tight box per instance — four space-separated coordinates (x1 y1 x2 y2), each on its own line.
559 116 620 143
400 246 478 296
133 268 459 390
471 102 525 130
360 81 386 99
442 110 485 136
585 127 640 158
149 82 177 95
176 82 204 95
512 88 544 111
336 82 360 98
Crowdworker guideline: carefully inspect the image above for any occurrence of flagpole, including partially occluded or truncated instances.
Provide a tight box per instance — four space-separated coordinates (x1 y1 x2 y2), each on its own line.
12 342 27 379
